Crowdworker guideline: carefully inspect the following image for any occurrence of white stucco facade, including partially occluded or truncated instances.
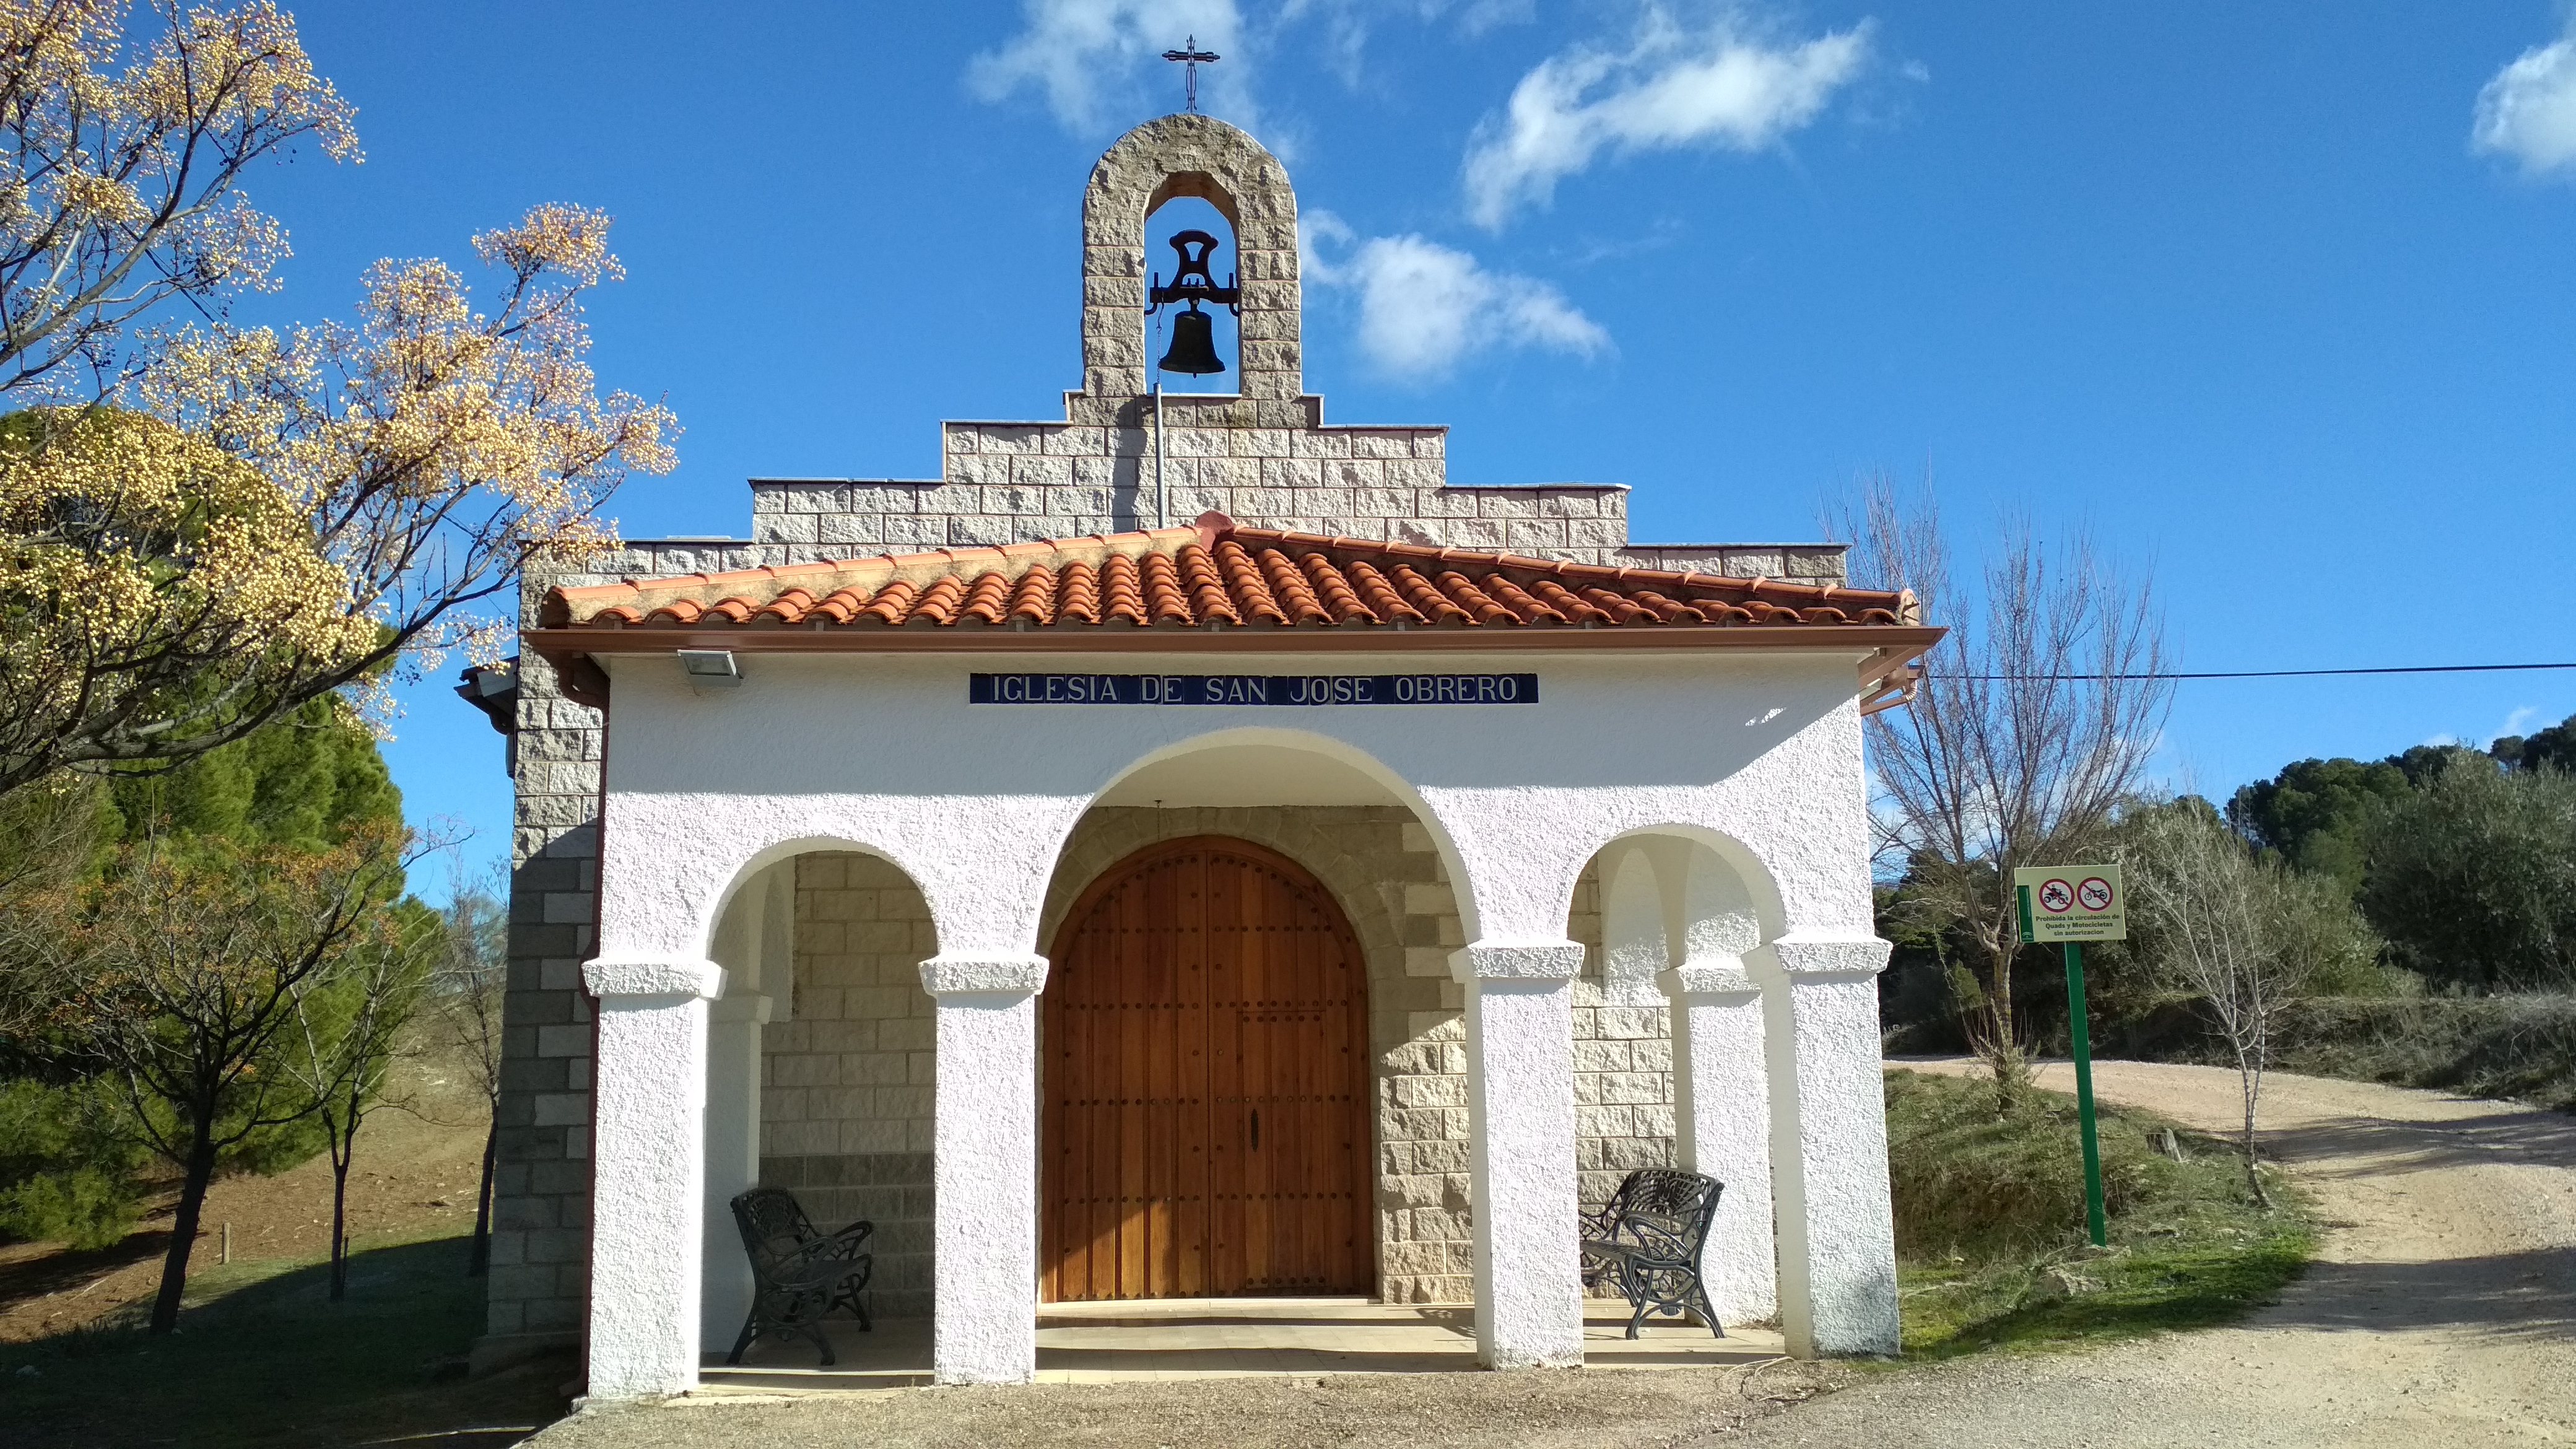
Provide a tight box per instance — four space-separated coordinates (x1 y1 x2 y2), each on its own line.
550 648 1907 1398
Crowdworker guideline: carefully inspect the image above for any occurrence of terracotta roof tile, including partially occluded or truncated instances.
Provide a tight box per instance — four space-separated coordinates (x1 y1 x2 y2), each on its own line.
540 511 1922 635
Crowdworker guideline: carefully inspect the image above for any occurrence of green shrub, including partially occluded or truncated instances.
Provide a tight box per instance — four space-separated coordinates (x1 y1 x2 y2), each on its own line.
0 1167 142 1250
2271 994 2576 1112
0 1079 145 1249
1885 1069 2165 1259
1885 1069 2312 1357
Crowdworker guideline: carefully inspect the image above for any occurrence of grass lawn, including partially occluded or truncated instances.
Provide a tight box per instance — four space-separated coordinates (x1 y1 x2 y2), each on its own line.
1884 1068 2314 1359
0 1228 570 1448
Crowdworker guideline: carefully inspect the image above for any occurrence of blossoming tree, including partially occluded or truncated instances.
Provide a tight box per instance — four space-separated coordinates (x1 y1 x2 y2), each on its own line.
0 1 677 797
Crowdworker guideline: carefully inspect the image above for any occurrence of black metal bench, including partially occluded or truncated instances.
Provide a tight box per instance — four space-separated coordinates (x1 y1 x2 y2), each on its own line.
724 1187 875 1365
1579 1167 1725 1339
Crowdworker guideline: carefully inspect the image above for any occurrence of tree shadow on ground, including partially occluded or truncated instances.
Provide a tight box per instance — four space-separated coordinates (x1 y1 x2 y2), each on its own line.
2253 1244 2576 1341
0 1234 570 1449
0 1227 172 1305
2258 1110 2576 1180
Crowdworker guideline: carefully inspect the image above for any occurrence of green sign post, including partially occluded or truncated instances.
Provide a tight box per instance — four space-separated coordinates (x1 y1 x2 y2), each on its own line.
2012 863 2127 1248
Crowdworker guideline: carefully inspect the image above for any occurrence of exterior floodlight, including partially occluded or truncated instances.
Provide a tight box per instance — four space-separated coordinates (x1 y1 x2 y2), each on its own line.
676 649 741 688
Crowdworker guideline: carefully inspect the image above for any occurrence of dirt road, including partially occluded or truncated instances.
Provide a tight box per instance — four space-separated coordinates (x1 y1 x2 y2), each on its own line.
1728 1060 2576 1447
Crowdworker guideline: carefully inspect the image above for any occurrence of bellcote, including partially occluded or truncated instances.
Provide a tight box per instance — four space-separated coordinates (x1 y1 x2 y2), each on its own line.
1071 114 1307 427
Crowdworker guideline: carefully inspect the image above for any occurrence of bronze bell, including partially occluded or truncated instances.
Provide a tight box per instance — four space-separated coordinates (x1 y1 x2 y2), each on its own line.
1157 303 1225 376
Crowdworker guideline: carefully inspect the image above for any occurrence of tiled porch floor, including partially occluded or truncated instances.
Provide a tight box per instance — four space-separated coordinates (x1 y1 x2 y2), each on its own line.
697 1298 1786 1393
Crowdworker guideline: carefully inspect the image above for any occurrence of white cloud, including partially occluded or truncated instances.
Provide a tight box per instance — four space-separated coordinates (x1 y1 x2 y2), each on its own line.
1305 211 1608 380
1463 8 1874 227
968 0 1251 133
2473 17 2576 175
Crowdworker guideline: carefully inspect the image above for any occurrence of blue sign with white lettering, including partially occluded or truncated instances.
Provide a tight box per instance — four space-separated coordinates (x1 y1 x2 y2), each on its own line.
969 673 1538 706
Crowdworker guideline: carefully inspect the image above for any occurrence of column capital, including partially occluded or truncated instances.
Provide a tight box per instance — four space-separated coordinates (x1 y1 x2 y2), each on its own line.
584 955 726 1000
1747 934 1891 985
1448 940 1583 984
1660 960 1759 999
919 952 1050 996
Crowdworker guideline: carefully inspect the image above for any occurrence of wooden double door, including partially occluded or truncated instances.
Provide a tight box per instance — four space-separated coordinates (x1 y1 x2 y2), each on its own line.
1042 836 1373 1301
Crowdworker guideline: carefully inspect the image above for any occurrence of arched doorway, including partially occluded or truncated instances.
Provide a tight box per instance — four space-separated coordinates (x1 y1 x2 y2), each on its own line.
1042 836 1373 1301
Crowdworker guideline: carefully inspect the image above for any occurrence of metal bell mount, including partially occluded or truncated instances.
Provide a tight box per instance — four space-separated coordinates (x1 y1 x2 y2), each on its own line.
1147 228 1241 377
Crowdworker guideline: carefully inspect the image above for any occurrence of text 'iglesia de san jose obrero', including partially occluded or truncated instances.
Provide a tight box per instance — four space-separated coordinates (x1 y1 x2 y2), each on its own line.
474 111 1941 1399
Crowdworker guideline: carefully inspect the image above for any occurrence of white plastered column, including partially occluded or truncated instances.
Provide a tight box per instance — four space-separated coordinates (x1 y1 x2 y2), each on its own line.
919 952 1049 1385
700 991 770 1351
1749 933 1898 1357
1645 840 1777 1326
585 955 726 1401
1453 940 1585 1370
700 864 789 1352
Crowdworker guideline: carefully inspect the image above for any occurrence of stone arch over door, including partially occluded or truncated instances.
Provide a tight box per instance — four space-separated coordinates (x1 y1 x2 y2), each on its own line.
1041 834 1373 1301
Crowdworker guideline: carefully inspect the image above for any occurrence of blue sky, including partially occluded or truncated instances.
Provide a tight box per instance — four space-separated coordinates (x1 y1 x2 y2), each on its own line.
240 3 2576 896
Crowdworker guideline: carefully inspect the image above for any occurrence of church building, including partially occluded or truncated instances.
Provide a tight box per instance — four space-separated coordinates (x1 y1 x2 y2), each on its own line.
476 112 1934 1400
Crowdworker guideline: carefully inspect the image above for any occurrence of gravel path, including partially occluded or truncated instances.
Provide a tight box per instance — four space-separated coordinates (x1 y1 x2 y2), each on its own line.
531 1061 2576 1448
1727 1060 2576 1448
526 1358 1845 1448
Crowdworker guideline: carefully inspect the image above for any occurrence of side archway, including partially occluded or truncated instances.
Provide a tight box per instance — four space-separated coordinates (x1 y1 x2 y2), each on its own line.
696 843 948 1354
1571 828 1784 1326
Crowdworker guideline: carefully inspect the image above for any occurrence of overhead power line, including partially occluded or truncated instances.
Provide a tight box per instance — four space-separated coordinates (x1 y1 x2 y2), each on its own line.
1959 663 2576 682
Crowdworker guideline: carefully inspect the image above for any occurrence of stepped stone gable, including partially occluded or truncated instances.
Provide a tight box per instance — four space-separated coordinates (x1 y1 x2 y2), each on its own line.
476 110 1853 1352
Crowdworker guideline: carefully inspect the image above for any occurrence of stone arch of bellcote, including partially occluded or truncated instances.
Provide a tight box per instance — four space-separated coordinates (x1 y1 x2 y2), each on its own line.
1075 113 1305 424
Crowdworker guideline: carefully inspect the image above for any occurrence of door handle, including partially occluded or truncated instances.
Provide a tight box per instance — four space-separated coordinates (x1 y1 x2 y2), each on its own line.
1250 1108 1260 1151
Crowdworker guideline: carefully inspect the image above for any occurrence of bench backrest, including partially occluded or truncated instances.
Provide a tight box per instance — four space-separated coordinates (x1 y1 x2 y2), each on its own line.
731 1187 821 1274
1601 1168 1722 1256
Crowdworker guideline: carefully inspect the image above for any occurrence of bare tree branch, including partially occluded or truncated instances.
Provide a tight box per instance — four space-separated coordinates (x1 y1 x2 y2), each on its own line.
1834 473 2172 1090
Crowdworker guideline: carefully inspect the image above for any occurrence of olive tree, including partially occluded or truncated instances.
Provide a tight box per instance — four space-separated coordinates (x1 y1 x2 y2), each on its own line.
2362 759 2576 992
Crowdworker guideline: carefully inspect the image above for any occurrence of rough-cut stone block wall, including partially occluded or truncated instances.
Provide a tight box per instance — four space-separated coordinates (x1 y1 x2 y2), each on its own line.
1621 543 1852 581
1565 859 1678 1237
743 464 1851 572
757 852 938 1319
485 641 600 1347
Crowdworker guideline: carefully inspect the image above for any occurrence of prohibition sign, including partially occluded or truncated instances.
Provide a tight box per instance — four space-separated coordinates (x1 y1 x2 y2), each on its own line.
2038 879 2075 914
2076 877 2115 912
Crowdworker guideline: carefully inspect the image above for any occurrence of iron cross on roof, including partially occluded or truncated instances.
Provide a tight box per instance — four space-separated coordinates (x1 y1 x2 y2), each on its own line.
1161 35 1219 113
